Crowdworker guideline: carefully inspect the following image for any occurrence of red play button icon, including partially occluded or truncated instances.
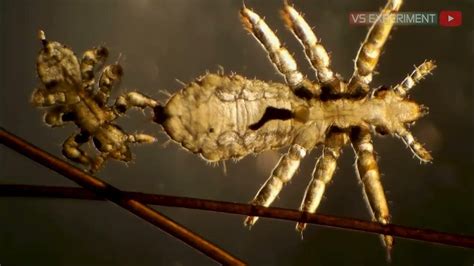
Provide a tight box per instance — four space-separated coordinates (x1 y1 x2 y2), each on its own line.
439 11 462 27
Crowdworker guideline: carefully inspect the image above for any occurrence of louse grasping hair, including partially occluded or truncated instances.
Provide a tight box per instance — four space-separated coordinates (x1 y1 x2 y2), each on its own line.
30 0 435 257
152 0 435 258
240 0 435 254
32 31 158 173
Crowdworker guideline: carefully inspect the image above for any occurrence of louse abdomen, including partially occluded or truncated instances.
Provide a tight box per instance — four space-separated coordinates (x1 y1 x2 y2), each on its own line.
155 73 306 161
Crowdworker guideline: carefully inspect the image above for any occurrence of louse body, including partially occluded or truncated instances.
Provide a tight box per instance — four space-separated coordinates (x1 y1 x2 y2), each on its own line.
32 31 158 173
155 73 423 163
152 0 436 257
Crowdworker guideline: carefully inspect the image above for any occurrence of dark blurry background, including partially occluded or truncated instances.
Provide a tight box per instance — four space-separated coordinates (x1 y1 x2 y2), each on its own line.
1 0 473 265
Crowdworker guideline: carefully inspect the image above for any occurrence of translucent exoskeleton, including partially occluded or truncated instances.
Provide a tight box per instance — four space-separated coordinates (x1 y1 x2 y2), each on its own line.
32 31 158 173
152 0 435 258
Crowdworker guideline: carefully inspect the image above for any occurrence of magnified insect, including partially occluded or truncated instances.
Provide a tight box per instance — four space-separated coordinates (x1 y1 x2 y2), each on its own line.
32 31 158 173
153 0 435 256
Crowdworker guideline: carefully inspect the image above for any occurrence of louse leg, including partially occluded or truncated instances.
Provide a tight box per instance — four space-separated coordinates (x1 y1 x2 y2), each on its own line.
90 132 154 173
127 133 157 144
245 144 307 227
113 91 158 114
31 88 67 107
394 60 436 97
350 128 393 258
240 6 320 96
281 4 335 85
80 46 109 89
347 0 403 94
95 64 124 106
89 153 109 174
63 132 112 174
43 106 74 127
396 127 432 163
62 132 93 167
296 130 348 232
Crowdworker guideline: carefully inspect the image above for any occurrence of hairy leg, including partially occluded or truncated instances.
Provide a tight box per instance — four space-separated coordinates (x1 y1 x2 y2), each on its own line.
394 60 436 97
391 61 435 162
80 46 109 89
351 128 392 257
95 64 123 106
63 132 111 174
296 130 348 232
127 133 157 144
88 154 108 174
31 88 68 107
62 132 92 166
240 6 320 96
347 0 403 94
43 106 75 127
281 4 335 85
245 144 307 226
396 127 432 162
114 91 158 114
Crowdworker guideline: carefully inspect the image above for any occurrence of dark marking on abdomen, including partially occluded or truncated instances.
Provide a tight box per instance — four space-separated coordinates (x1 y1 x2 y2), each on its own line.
249 106 293 130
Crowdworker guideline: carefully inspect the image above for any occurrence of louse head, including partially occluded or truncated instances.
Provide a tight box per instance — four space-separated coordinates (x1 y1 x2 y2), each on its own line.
394 99 426 124
373 87 427 129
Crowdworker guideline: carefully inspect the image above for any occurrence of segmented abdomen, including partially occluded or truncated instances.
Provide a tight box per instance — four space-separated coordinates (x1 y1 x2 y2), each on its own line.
160 74 305 161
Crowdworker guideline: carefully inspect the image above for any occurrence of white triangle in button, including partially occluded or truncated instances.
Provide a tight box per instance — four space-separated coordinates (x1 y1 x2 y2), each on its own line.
448 15 454 22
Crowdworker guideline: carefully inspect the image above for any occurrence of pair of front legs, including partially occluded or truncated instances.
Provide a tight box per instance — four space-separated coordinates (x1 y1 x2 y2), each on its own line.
242 0 434 256
62 126 156 173
35 89 158 173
